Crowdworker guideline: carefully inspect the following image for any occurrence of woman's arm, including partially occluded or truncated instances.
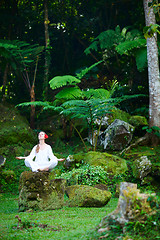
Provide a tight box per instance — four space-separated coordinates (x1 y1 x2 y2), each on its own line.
16 146 36 161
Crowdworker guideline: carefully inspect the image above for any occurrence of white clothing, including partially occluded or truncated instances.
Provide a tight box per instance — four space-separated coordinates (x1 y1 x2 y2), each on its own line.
25 144 58 172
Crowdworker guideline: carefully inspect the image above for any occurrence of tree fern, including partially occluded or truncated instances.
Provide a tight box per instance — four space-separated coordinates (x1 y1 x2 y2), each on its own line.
55 87 83 100
76 60 103 79
49 75 81 90
116 39 146 55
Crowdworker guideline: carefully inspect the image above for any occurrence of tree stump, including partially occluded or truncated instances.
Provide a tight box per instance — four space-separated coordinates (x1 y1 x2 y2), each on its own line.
18 171 66 212
98 182 153 229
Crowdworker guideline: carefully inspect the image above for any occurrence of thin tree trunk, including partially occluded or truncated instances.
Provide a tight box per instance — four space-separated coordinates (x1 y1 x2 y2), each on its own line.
43 0 50 100
143 0 160 129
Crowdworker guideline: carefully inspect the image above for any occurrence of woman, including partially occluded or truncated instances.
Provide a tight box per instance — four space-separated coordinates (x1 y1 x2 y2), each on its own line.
16 131 65 172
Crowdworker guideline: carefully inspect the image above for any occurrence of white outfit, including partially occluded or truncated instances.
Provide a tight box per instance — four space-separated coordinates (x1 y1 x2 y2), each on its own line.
25 144 58 172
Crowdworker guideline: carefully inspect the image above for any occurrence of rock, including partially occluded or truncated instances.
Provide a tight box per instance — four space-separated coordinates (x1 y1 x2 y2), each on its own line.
65 151 128 176
18 171 66 211
128 115 148 136
0 155 6 168
66 185 111 207
132 156 152 180
0 104 36 147
129 115 148 127
99 119 134 150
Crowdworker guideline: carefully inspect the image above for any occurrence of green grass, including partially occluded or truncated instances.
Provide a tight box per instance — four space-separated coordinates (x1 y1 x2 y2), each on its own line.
0 193 118 240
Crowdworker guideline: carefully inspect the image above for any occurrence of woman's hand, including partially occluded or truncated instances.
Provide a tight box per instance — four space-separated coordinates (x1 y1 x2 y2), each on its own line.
58 158 65 162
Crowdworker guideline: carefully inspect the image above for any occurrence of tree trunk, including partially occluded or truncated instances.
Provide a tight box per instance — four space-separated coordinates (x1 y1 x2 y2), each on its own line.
143 0 160 129
43 0 51 100
2 63 9 102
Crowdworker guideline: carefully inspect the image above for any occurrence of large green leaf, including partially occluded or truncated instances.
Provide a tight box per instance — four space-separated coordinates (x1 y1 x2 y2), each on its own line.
55 87 82 100
49 75 81 90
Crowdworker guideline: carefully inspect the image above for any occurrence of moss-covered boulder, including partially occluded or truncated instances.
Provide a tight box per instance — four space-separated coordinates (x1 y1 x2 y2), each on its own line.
129 115 148 127
0 104 36 147
66 185 111 207
65 151 128 176
125 147 160 187
132 156 152 180
18 171 66 211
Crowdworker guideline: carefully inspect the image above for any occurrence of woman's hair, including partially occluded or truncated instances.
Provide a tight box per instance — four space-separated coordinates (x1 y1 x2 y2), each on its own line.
36 144 40 153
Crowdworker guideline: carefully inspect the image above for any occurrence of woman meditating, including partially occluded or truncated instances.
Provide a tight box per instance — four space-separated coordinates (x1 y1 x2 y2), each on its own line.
16 131 65 172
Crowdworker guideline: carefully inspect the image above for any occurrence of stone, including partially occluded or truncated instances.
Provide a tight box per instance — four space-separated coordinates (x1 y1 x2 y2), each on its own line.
65 151 128 176
18 171 66 211
99 119 134 150
66 185 111 207
132 156 152 180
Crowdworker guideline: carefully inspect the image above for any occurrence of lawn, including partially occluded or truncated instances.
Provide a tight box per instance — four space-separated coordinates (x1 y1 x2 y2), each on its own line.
0 193 118 240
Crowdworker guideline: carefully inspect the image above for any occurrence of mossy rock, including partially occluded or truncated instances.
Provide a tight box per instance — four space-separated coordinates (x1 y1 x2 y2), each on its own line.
18 171 66 211
129 115 148 127
107 107 130 126
0 104 36 147
66 185 111 207
66 151 128 176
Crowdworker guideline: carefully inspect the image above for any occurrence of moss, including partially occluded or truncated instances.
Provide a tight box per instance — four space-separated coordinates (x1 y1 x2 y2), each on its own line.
107 107 130 125
71 151 127 176
18 171 66 211
0 104 36 148
129 115 148 127
66 185 112 207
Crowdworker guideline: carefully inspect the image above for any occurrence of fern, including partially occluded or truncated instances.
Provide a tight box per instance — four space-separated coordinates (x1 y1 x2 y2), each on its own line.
116 39 146 55
16 101 50 108
49 75 81 90
135 48 147 72
76 60 103 79
83 88 110 99
55 87 83 100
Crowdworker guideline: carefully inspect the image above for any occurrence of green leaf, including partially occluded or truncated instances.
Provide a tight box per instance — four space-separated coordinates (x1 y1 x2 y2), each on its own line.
49 75 81 90
55 87 83 100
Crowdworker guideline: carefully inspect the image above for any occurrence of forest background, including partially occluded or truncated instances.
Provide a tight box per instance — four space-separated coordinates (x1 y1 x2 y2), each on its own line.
0 1 160 239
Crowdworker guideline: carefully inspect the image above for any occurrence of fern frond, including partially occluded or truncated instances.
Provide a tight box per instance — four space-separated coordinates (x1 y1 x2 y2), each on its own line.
16 101 50 108
76 60 103 79
135 48 147 72
49 75 81 90
55 87 83 100
116 39 146 55
83 88 110 99
84 41 99 55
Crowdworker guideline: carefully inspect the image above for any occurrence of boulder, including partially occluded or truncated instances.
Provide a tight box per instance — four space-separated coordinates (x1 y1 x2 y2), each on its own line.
18 171 66 211
66 185 111 207
132 156 152 180
99 119 134 150
65 151 128 176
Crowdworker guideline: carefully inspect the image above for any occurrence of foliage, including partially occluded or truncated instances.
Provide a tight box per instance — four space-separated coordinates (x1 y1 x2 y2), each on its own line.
0 39 44 70
85 25 148 71
49 75 81 90
56 164 109 186
142 125 160 137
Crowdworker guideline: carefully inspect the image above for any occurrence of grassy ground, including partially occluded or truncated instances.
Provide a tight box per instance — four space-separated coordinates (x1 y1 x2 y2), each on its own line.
0 193 118 240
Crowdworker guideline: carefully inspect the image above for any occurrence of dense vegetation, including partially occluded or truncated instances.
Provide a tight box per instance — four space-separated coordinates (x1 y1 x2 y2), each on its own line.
0 1 160 239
